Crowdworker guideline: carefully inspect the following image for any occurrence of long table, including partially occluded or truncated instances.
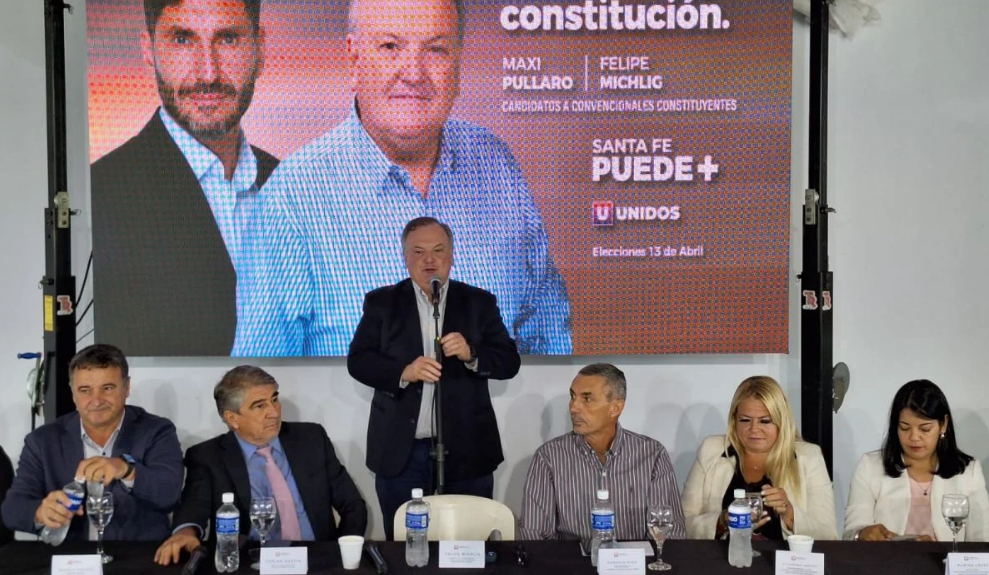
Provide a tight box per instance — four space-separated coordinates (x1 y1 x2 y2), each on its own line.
2 539 988 575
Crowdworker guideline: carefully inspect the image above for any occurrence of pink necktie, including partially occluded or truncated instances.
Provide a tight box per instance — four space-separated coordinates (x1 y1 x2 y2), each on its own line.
256 446 302 541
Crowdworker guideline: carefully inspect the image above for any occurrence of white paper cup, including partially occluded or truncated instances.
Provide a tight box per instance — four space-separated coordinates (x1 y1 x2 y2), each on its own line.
338 535 365 570
787 534 814 553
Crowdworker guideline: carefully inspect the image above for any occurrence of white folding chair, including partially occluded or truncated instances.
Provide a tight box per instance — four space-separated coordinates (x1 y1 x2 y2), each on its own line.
392 494 516 541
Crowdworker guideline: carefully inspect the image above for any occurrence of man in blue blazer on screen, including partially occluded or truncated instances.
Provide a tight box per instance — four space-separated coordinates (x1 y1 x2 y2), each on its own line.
1 344 183 541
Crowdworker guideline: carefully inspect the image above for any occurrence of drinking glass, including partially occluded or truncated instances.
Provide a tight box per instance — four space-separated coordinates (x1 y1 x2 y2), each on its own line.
249 497 277 570
646 504 674 571
746 493 765 557
942 493 969 553
87 492 114 564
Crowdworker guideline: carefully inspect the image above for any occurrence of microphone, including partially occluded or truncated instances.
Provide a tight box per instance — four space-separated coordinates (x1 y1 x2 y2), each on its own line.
430 275 442 306
181 545 208 575
365 542 389 575
486 529 502 564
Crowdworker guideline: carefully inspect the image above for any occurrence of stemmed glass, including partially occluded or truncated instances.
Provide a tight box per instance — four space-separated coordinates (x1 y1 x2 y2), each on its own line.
249 497 277 570
746 493 765 557
646 504 674 571
942 493 969 553
87 492 114 564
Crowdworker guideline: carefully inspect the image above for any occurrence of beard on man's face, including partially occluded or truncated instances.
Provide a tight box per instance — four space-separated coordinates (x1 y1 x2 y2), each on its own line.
155 67 258 141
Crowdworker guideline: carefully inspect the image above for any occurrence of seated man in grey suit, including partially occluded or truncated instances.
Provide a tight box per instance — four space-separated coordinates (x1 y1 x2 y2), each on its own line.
155 365 367 566
1 344 183 541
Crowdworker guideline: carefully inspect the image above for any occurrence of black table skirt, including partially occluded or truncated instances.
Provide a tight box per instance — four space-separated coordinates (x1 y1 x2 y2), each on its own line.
2 539 988 575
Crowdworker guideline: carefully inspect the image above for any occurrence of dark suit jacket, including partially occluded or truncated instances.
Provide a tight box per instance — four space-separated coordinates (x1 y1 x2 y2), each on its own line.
0 446 13 546
90 110 278 356
171 422 367 541
0 406 184 542
347 279 521 481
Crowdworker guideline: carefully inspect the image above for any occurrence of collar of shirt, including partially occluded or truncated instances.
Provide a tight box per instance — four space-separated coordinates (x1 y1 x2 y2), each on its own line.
577 422 626 460
79 415 125 455
414 278 449 308
159 107 258 194
234 433 286 463
347 100 457 194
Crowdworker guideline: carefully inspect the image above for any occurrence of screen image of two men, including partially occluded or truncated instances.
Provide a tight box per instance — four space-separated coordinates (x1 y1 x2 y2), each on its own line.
90 0 572 358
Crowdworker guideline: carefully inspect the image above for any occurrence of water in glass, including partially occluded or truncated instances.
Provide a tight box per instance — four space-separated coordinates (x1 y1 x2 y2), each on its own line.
646 504 674 571
250 497 277 571
942 493 969 553
87 493 114 564
746 493 764 557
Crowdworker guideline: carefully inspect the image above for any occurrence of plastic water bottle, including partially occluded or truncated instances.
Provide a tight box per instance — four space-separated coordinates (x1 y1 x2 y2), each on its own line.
40 476 86 546
728 489 753 568
214 492 240 573
589 489 617 568
405 488 430 567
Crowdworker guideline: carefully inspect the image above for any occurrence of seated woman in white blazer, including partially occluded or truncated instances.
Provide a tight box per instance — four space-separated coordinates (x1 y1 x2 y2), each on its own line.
844 379 989 542
681 376 837 540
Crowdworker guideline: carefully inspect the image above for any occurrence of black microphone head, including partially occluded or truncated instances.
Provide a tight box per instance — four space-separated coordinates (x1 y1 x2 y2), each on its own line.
181 545 208 575
429 275 442 303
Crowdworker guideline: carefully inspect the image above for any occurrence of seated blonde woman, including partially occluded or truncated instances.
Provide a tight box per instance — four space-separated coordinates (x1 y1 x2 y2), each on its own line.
681 376 837 540
844 379 989 541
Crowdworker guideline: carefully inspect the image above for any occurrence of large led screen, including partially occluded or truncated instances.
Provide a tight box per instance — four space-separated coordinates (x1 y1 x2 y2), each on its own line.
88 0 792 356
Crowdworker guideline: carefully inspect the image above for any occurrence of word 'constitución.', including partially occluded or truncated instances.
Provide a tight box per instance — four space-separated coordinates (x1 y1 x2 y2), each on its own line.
501 0 731 32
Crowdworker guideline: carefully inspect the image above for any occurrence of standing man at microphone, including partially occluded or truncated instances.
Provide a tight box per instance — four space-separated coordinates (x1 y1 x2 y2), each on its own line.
348 217 521 540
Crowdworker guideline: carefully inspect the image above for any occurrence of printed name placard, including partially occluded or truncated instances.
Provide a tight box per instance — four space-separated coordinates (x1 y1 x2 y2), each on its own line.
439 540 485 569
260 547 308 574
598 547 646 575
51 555 102 575
775 551 824 575
947 552 989 575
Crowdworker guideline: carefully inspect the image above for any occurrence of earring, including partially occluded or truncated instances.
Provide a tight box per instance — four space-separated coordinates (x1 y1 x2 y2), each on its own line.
940 432 946 440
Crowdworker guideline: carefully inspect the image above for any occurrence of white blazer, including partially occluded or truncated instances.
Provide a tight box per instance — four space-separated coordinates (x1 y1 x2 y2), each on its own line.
681 435 837 540
843 450 989 541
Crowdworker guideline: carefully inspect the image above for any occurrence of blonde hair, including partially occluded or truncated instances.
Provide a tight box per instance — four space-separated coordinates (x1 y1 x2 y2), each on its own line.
726 376 803 500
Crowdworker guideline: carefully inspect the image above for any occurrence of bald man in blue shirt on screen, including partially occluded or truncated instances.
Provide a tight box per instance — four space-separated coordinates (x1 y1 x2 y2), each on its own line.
233 0 571 357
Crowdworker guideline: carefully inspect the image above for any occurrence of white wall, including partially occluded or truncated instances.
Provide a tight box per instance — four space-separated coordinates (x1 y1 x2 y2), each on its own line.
0 0 985 541
827 0 989 530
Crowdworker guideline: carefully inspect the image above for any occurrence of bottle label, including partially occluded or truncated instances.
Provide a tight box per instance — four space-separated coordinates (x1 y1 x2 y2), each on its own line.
406 511 428 530
63 494 83 512
728 510 751 529
216 516 239 535
591 511 614 531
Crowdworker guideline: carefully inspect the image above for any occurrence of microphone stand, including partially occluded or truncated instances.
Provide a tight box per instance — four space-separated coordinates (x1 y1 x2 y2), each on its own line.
431 295 447 495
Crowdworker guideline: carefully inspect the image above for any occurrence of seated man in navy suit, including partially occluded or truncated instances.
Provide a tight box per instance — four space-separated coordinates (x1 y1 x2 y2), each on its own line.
1 344 184 541
154 365 367 566
0 445 13 546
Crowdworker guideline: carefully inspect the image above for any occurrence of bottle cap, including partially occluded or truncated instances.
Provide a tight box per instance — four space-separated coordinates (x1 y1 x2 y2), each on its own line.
596 489 609 500
734 489 746 499
222 492 235 503
411 488 424 499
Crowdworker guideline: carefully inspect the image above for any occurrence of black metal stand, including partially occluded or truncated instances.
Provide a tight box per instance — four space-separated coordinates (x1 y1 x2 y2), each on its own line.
42 0 76 422
431 303 447 494
800 0 835 477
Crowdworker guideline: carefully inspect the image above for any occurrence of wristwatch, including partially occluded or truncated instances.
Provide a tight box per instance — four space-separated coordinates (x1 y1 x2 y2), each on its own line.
467 345 478 363
120 454 136 480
